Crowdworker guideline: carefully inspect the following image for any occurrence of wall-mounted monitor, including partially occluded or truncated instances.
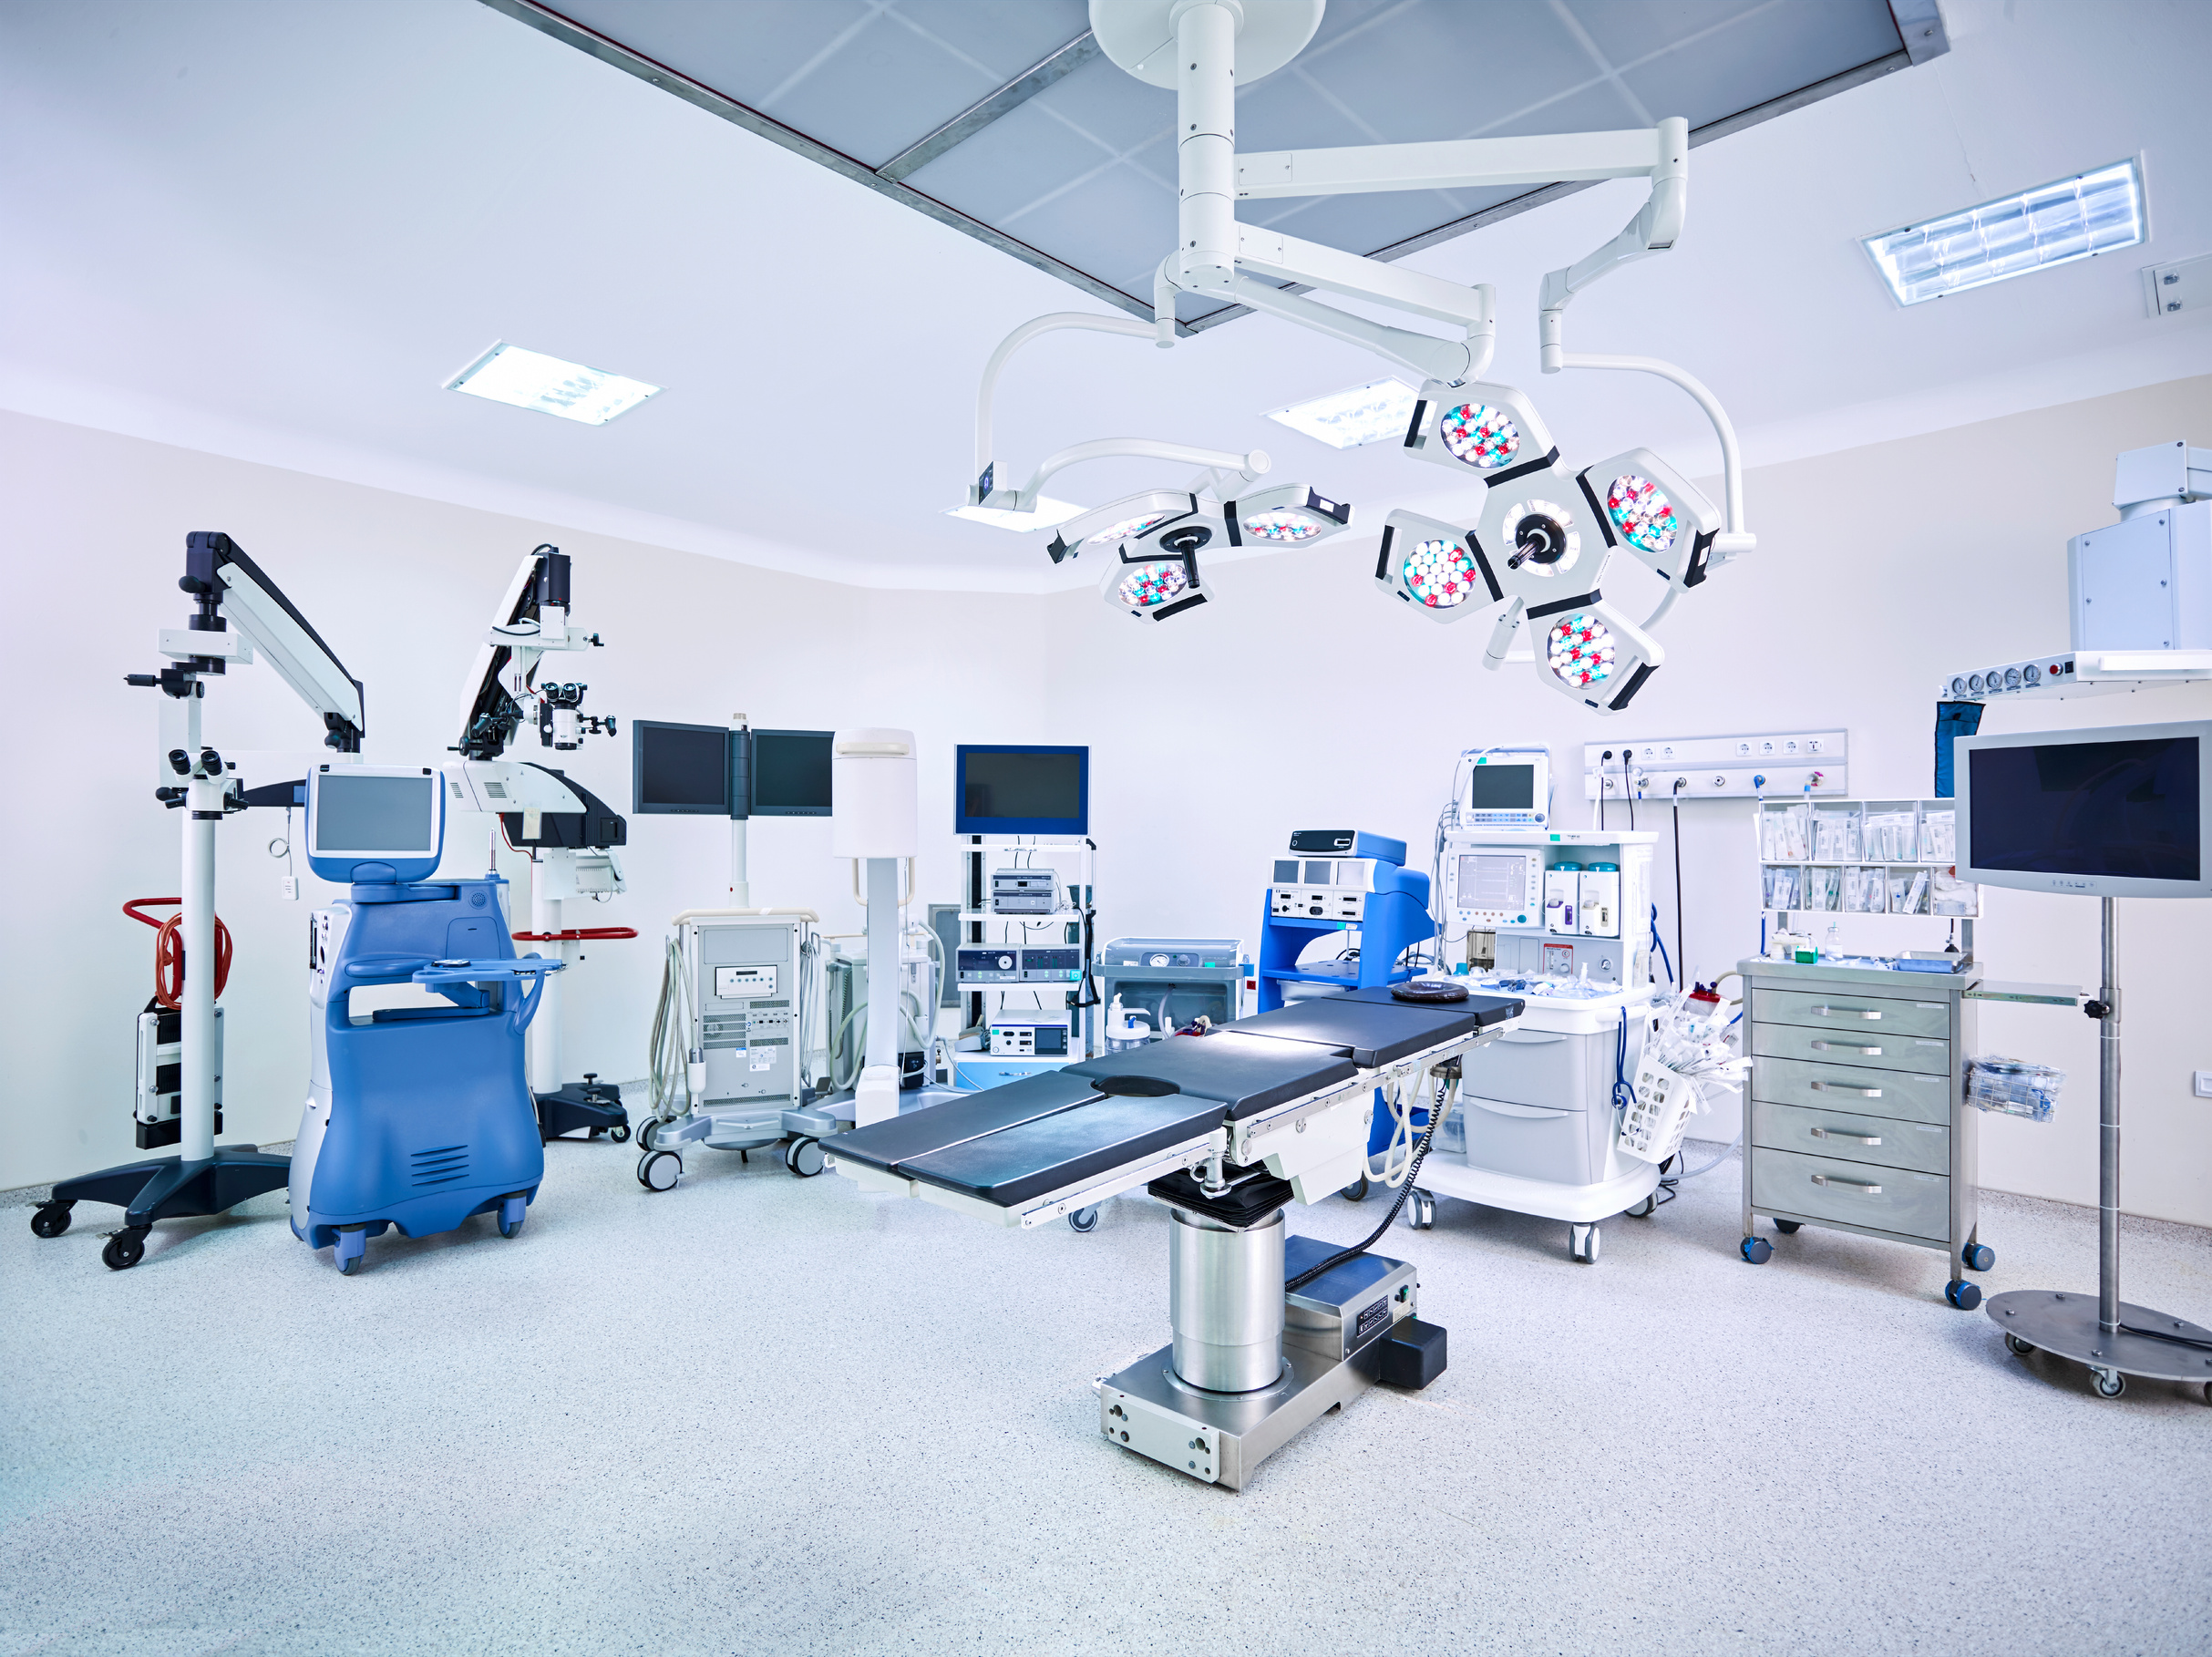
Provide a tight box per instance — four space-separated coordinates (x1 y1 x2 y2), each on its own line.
1958 720 2208 899
956 744 1089 836
750 729 833 818
633 719 731 816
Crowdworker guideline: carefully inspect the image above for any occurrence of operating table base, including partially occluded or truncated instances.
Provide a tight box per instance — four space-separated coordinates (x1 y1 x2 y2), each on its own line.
1098 1336 1384 1490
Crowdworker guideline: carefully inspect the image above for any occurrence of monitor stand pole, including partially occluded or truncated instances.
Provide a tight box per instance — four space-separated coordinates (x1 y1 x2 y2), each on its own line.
1984 897 2212 1401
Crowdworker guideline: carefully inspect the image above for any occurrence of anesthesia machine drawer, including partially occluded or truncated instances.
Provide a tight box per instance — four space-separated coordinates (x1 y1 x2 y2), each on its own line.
1752 1147 1950 1242
1456 1025 1612 1112
1755 986 1952 1041
1750 1022 1950 1077
1748 1055 1952 1126
1457 1094 1617 1188
1750 1099 1950 1177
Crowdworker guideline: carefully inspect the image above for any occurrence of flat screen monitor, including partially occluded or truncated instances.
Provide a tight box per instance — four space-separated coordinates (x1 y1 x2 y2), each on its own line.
306 766 443 883
750 729 833 817
1466 764 1535 809
956 745 1088 836
1958 720 2209 899
633 720 730 816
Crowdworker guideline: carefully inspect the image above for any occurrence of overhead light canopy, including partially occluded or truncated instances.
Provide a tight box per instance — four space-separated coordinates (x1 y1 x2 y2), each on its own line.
946 496 1086 532
1096 509 1216 623
444 342 661 426
1372 509 1495 623
1222 484 1353 548
1264 378 1421 449
1861 159 2145 307
1536 600 1664 712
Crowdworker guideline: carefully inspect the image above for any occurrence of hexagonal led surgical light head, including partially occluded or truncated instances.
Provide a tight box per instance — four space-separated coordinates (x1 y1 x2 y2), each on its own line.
1220 484 1353 549
1372 509 1498 623
1533 597 1665 714
1572 448 1723 594
1094 502 1215 622
1402 381 1560 488
1045 489 1200 566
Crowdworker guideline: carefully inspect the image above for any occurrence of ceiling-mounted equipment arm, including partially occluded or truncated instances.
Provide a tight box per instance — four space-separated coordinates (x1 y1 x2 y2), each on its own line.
1233 126 1671 200
1010 437 1271 512
972 311 1163 505
180 532 365 751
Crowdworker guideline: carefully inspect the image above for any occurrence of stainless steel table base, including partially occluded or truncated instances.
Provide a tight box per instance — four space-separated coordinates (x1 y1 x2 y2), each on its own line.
1987 1291 2212 1400
1098 1336 1381 1490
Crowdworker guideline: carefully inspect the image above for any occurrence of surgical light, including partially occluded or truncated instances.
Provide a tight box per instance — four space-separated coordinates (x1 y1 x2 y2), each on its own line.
1096 511 1214 622
1575 448 1720 593
1223 484 1353 548
443 341 661 426
1861 159 2145 307
945 496 1086 532
1047 490 1205 565
1476 477 1599 603
1532 598 1664 712
1546 611 1616 689
1404 381 1559 483
1263 378 1420 449
1372 509 1497 623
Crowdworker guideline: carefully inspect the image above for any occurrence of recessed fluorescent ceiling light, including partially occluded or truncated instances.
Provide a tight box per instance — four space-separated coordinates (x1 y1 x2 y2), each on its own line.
1862 159 2145 306
944 497 1085 531
444 341 661 425
1265 377 1419 448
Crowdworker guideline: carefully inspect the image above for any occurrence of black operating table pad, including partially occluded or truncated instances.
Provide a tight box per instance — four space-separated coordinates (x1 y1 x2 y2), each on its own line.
829 987 1521 1211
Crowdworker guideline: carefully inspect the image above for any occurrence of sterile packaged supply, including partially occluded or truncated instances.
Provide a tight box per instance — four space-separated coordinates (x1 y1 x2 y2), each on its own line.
1621 985 1745 1163
1759 802 1810 862
1887 868 1930 915
1762 865 1801 911
1813 805 1862 862
1919 808 1957 863
1965 1055 2064 1122
1931 866 1977 916
1862 808 1916 862
1842 865 1884 912
1804 865 1842 911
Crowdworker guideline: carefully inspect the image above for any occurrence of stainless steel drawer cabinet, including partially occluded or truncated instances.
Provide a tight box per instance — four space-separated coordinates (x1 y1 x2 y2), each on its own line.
1739 958 1988 1308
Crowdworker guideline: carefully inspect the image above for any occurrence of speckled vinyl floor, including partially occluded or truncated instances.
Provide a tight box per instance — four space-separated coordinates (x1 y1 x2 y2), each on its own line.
3 1133 2207 1657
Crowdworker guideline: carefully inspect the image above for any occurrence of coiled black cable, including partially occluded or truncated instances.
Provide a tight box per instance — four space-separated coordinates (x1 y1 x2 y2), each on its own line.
1286 1073 1458 1292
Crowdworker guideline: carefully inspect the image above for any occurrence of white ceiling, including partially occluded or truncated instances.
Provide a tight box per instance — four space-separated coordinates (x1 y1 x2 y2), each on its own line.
3 0 2209 593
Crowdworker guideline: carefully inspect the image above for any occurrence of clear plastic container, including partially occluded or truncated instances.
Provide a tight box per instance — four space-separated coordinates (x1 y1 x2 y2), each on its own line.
1842 866 1885 913
1888 867 1931 915
1966 1055 2064 1121
1805 865 1842 911
1919 808 1957 863
1763 865 1802 911
1813 805 1862 862
1760 803 1810 863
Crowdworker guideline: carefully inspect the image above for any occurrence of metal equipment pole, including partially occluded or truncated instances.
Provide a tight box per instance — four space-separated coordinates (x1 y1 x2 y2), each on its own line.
866 856 899 1073
180 807 218 1164
2098 896 2120 1336
529 865 561 1095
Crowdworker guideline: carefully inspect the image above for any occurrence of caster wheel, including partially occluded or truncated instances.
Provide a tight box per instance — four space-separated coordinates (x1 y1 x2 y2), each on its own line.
2091 1368 2127 1400
610 1122 632 1144
1774 1219 1802 1234
338 1251 364 1275
333 1226 367 1275
1740 1236 1773 1264
1402 1189 1435 1230
1569 1222 1601 1264
784 1137 827 1178
588 1127 604 1140
100 1228 148 1271
2202 1382 2211 1408
638 1119 661 1152
1340 1176 1369 1203
1067 1206 1099 1233
498 1197 527 1240
2004 1333 2035 1357
1944 1279 1982 1311
638 1149 682 1192
30 1201 72 1240
1961 1241 1994 1272
1626 1194 1655 1219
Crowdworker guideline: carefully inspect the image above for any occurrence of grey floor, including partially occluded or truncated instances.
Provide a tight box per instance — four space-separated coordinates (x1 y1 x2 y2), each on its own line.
3 1130 2208 1657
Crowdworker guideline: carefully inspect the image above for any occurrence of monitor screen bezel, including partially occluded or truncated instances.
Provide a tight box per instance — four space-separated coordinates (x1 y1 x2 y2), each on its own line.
748 728 835 818
631 718 734 817
955 744 1090 836
1956 718 2211 900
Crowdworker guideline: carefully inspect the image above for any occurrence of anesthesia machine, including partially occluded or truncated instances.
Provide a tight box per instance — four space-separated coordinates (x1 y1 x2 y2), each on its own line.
288 765 563 1275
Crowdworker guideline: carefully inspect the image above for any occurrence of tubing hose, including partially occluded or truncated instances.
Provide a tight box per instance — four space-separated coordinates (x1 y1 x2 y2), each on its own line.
1286 1072 1460 1292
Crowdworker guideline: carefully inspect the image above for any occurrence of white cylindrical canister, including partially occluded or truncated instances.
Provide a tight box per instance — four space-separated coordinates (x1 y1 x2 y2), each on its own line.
830 728 917 859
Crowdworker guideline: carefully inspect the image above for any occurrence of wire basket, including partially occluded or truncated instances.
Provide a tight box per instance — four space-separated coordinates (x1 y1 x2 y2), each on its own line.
1965 1055 2064 1122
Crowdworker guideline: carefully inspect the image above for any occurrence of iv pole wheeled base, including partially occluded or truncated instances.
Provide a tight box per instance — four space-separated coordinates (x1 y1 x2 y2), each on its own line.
35 1147 293 1271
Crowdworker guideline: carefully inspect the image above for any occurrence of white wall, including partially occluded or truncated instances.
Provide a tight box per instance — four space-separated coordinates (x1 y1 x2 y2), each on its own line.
1 410 1048 1192
1034 375 2212 1227
9 375 2211 1225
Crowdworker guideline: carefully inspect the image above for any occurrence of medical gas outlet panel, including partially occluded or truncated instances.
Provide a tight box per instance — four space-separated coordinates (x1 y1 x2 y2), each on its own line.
1582 732 1847 801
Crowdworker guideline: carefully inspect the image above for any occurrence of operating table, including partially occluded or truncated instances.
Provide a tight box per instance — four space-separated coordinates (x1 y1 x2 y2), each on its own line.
828 983 1522 1488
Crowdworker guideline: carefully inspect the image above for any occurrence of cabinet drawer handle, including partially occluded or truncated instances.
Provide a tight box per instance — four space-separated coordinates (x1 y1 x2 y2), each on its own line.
1811 1004 1881 1020
1809 1081 1882 1097
1811 1173 1882 1195
1809 1040 1880 1055
1810 1127 1882 1146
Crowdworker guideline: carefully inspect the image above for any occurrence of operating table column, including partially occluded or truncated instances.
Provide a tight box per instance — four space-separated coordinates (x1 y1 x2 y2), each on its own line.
1168 1208 1287 1392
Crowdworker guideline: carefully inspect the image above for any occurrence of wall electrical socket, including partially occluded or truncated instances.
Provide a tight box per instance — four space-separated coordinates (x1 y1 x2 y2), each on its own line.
1583 731 1848 800
2195 1070 2212 1099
